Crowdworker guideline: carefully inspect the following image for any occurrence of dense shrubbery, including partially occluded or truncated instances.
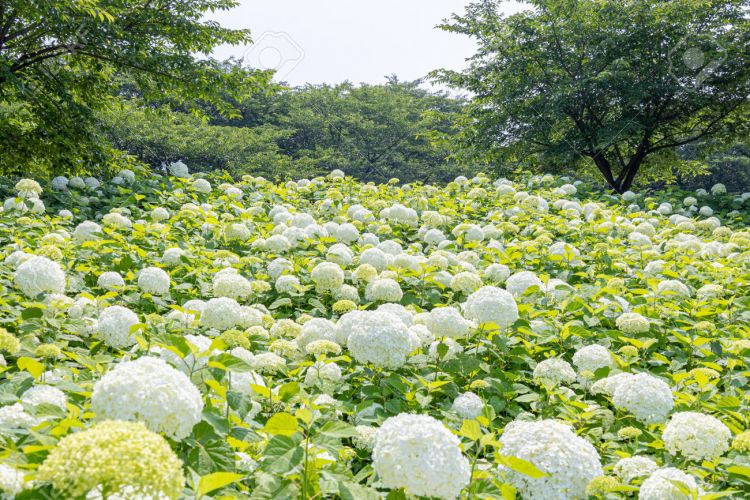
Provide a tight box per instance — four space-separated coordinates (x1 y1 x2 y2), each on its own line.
0 165 748 498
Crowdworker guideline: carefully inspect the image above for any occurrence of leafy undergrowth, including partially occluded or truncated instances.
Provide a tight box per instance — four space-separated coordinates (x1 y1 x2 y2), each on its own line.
0 167 749 499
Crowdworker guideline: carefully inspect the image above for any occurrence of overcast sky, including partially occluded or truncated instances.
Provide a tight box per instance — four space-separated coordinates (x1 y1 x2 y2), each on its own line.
209 0 526 86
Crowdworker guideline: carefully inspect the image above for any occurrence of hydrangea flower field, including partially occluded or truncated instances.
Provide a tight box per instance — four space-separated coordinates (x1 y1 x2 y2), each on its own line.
0 166 749 499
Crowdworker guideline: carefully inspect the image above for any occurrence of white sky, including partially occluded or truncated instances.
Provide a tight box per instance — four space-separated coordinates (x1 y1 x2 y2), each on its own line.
209 0 527 86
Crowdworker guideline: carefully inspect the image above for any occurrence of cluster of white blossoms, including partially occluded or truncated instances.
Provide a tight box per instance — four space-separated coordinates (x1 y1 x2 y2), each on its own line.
571 344 614 374
499 419 603 499
13 256 66 297
662 412 731 460
137 267 171 295
426 307 471 339
533 358 577 387
347 311 412 369
92 357 203 440
611 373 674 423
463 286 518 328
200 297 243 330
96 305 140 348
373 413 470 499
613 456 659 484
1 165 747 498
638 468 701 500
451 391 484 419
615 312 651 334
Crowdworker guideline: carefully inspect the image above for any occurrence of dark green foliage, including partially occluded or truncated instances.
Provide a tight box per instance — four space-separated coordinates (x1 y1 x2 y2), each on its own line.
102 78 473 183
0 0 269 176
434 0 750 192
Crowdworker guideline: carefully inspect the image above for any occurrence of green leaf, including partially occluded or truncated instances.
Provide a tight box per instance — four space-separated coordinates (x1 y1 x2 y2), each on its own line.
261 435 304 473
319 421 358 438
497 455 548 479
459 419 481 441
21 307 43 320
726 465 750 479
197 472 245 497
17 357 45 380
264 412 299 436
339 481 382 500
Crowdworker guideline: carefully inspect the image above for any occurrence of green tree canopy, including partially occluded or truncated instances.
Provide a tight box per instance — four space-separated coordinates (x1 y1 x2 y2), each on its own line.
435 0 750 192
0 0 270 175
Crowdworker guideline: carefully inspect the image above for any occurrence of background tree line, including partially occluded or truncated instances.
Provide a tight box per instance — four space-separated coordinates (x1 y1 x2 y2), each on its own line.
0 0 748 191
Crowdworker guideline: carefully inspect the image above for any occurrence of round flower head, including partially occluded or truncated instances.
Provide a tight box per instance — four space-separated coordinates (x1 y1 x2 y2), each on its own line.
452 391 484 419
137 267 170 295
612 373 673 424
572 345 614 374
96 305 140 349
311 262 345 292
212 271 253 300
506 270 543 297
21 385 67 411
373 413 470 499
192 178 212 194
638 468 700 500
73 220 102 242
463 286 518 329
14 256 66 297
97 271 125 290
92 357 203 440
533 358 577 387
201 297 243 330
37 420 184 499
662 412 730 461
364 278 403 302
499 419 603 499
613 456 658 484
347 311 413 369
656 279 691 297
426 307 471 339
616 312 650 334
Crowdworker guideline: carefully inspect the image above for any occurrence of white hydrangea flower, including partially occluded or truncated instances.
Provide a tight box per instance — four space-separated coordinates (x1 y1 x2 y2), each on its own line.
425 307 470 339
373 413 470 499
201 297 243 330
97 271 125 290
365 278 403 302
347 311 412 369
96 305 140 349
137 267 170 295
73 220 102 242
657 280 691 297
212 271 252 300
0 464 25 497
613 456 658 483
499 419 603 499
452 392 484 419
612 373 673 423
192 178 212 193
662 412 730 460
0 403 39 428
615 312 650 334
311 262 345 292
572 345 614 374
13 256 66 297
21 385 67 410
506 270 543 297
92 357 202 440
463 286 518 329
638 467 700 500
533 358 577 387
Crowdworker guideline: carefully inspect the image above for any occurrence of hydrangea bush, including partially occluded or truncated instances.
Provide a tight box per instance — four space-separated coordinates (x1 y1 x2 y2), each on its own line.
0 168 747 499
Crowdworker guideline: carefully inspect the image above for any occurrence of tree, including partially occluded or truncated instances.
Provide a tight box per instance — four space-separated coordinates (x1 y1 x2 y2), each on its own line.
275 79 468 183
0 0 269 175
434 0 750 192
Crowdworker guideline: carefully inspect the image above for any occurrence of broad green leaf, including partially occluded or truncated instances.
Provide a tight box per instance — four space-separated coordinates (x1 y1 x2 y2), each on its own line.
197 472 245 497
